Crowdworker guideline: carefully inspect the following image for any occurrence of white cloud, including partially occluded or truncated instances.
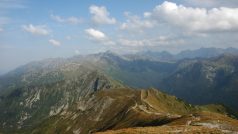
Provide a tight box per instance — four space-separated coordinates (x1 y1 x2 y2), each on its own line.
89 5 116 25
51 14 83 25
0 28 3 32
183 0 238 8
151 1 238 32
85 28 115 45
118 36 185 47
49 39 61 46
118 38 150 47
85 28 106 40
144 12 152 18
22 24 49 35
120 12 155 32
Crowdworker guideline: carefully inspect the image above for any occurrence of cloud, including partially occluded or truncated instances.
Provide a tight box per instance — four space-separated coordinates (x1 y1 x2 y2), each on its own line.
118 36 185 47
50 14 83 25
22 24 49 35
49 39 61 46
118 38 148 47
183 0 238 8
144 12 152 18
0 28 3 32
85 28 106 40
85 28 115 45
151 1 238 32
89 5 116 25
120 12 156 32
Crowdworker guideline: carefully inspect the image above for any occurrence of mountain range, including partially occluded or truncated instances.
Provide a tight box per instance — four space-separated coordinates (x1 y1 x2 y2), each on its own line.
0 47 238 133
126 47 238 61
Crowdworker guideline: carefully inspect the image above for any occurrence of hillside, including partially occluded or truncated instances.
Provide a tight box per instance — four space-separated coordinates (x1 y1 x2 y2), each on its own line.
1 52 238 113
3 0 238 133
83 52 238 112
0 61 122 133
94 52 238 112
22 89 238 134
160 54 238 111
0 50 238 133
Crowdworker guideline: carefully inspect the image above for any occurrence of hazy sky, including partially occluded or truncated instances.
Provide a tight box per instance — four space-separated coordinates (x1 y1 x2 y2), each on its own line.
1 0 238 74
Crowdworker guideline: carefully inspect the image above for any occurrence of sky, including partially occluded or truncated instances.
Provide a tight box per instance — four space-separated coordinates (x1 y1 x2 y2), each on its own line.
1 0 238 74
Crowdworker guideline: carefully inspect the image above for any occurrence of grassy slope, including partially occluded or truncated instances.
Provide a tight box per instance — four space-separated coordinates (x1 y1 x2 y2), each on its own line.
29 88 238 134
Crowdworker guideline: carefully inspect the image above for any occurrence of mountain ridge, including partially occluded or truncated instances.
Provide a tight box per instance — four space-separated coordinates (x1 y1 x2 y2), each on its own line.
26 88 238 134
0 47 238 133
132 47 238 62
